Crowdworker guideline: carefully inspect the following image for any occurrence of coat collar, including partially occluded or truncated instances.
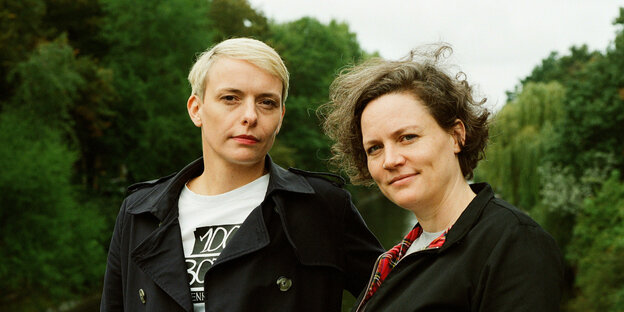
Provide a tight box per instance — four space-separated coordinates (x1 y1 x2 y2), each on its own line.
441 183 494 250
127 155 315 221
266 156 315 195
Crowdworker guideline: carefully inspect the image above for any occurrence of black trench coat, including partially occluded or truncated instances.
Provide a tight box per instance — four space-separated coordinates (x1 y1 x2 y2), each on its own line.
100 156 384 312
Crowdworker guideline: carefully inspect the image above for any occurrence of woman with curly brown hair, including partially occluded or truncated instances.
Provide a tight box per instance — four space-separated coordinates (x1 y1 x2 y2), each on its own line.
321 46 564 311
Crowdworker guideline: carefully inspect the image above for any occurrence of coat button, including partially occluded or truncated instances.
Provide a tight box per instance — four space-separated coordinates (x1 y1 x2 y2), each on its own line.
276 276 292 292
139 288 146 304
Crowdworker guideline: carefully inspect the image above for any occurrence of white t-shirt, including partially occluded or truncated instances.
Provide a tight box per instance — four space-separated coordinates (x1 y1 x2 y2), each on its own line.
178 174 270 312
403 229 446 259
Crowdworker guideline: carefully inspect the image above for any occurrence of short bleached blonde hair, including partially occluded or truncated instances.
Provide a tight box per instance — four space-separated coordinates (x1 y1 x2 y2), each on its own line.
188 37 289 105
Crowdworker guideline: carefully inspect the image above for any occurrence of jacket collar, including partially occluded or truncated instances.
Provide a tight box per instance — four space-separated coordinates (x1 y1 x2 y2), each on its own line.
266 156 315 196
127 155 315 221
441 183 494 250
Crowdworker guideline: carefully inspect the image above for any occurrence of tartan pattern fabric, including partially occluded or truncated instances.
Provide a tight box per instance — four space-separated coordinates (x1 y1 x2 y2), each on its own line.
361 224 449 307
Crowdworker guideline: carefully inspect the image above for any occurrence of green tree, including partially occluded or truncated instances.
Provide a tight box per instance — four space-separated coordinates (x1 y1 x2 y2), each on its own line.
488 8 624 308
476 81 565 211
269 17 365 170
208 0 270 42
101 0 213 181
6 34 118 191
0 0 107 102
566 171 624 312
544 8 624 177
7 35 84 131
521 45 598 85
0 34 111 310
0 112 106 311
0 0 46 102
533 152 617 261
1 0 119 192
41 0 108 59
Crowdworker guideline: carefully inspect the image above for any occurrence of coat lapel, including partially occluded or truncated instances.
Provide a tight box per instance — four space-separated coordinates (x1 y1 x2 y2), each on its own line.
127 158 203 312
131 220 193 312
206 157 315 267
211 203 271 264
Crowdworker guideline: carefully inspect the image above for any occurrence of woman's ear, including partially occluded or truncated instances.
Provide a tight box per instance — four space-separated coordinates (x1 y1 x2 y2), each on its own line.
451 119 466 154
187 94 202 127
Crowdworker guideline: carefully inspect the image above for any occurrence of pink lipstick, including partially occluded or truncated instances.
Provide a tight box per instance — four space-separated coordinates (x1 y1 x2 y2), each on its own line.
233 135 259 145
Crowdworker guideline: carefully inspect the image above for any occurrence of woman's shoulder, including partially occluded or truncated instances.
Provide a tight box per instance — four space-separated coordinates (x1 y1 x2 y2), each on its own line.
486 197 539 227
473 196 556 246
287 167 346 188
466 183 541 231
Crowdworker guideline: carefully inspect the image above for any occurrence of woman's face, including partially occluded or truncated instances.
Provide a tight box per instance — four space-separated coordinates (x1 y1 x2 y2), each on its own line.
360 92 464 213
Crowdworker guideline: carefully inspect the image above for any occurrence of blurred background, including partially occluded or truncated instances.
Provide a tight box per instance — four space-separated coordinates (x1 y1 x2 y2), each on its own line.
0 0 623 311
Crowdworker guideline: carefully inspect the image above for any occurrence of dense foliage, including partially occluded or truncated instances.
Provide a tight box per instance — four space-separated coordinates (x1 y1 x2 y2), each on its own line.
476 7 624 311
0 0 368 310
567 171 624 311
1 0 622 310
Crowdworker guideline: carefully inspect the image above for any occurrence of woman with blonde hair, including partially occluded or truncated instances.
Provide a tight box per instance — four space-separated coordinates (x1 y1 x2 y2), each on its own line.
321 46 563 311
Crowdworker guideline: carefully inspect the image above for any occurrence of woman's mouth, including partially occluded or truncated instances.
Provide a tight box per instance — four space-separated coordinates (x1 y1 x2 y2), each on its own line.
389 173 418 185
233 135 260 145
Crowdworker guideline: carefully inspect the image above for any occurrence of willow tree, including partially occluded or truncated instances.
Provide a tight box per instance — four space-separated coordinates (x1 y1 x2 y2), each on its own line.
476 81 565 212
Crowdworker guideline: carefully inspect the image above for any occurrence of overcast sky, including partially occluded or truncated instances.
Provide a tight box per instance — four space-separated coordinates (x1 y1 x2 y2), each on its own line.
248 0 623 111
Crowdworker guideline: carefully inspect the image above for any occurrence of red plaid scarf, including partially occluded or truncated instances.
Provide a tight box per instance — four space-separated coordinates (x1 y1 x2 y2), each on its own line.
360 224 449 308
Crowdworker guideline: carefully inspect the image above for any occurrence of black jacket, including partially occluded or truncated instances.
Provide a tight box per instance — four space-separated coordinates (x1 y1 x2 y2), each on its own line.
354 183 564 312
100 157 384 312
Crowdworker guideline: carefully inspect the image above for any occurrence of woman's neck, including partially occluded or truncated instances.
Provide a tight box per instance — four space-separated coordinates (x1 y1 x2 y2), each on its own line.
412 177 476 233
187 158 267 196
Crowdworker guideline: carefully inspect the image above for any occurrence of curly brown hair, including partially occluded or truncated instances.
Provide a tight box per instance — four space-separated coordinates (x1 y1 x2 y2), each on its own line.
320 45 490 185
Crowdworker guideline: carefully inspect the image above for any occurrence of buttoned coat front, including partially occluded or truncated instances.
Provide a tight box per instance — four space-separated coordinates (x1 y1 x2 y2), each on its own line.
100 157 383 312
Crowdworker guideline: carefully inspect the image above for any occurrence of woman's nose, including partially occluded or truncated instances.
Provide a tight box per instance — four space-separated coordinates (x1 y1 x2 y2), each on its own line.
382 147 405 170
241 100 258 126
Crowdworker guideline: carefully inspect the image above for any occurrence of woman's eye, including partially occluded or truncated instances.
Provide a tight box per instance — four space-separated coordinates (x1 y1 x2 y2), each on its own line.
366 145 381 155
401 134 418 141
260 99 279 107
221 95 237 102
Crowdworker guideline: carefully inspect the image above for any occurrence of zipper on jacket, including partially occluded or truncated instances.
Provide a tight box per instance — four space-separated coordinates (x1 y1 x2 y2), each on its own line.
355 253 384 312
355 245 441 311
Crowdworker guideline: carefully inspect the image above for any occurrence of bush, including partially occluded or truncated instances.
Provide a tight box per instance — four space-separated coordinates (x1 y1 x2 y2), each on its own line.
566 171 624 312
